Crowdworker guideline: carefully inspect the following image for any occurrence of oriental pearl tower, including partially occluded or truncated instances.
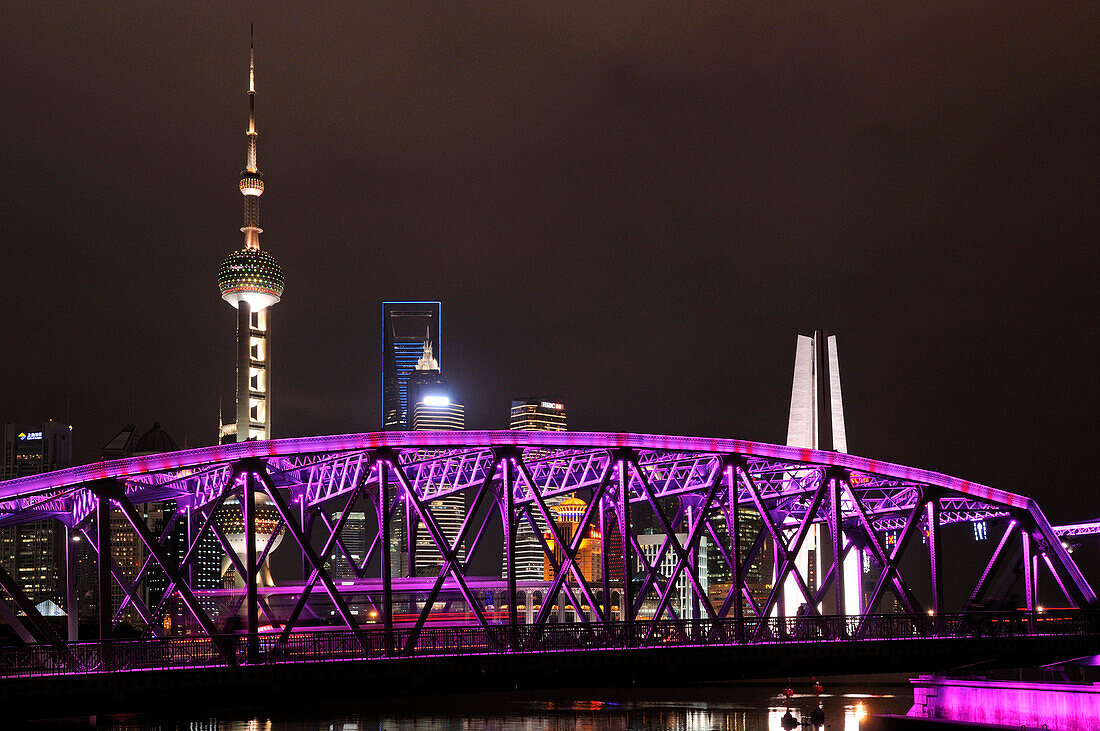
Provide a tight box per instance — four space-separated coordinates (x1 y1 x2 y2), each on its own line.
214 30 285 591
218 28 284 444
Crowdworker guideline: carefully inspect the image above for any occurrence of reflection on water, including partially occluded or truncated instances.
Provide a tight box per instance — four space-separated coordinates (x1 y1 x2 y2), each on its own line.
44 685 911 731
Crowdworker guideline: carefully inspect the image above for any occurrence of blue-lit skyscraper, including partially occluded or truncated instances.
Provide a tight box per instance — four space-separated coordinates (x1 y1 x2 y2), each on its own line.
382 302 441 430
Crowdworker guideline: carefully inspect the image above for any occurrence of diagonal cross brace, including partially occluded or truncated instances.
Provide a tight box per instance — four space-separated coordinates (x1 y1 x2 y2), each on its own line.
78 523 162 636
856 498 928 635
253 465 364 645
0 560 79 667
514 457 610 634
642 465 722 629
141 489 233 640
966 519 1017 609
277 460 376 645
105 485 227 658
1028 505 1098 606
391 458 500 650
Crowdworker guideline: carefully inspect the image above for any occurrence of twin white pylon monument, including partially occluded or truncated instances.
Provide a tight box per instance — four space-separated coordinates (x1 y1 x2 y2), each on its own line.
218 28 284 444
782 330 862 616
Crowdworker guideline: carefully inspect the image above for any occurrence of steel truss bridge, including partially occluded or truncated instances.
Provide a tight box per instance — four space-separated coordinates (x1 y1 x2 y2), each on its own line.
0 431 1094 677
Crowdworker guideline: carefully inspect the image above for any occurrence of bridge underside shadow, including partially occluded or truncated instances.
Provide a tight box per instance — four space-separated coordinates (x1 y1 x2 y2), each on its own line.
2 633 1098 720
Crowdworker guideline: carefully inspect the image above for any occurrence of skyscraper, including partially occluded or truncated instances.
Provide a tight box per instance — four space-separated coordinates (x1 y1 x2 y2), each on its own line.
507 398 566 581
218 29 284 444
407 336 465 577
509 399 567 431
382 302 441 430
0 421 73 615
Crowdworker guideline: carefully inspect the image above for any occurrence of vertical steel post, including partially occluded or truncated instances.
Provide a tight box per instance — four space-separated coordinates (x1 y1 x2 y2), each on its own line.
185 504 195 589
600 499 611 622
618 456 633 647
97 491 112 665
378 459 393 654
774 539 785 620
927 498 942 618
1022 530 1035 612
64 525 78 642
242 470 259 662
502 455 517 650
687 500 700 621
406 494 416 579
299 494 309 582
831 475 846 617
728 463 744 641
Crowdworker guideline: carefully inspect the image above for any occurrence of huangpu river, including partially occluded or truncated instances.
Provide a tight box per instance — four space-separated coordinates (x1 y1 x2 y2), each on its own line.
31 682 911 730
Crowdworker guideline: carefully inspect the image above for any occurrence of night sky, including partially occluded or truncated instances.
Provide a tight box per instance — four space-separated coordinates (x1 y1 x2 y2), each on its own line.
1 4 1096 526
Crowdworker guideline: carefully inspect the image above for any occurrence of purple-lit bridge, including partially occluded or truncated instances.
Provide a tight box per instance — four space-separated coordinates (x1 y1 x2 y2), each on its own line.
0 431 1096 692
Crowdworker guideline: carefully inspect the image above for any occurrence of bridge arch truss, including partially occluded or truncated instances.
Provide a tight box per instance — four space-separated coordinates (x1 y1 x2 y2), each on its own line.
0 431 1093 670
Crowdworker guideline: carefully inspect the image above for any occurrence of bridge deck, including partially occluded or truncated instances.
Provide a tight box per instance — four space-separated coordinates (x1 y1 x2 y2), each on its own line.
1 611 1096 679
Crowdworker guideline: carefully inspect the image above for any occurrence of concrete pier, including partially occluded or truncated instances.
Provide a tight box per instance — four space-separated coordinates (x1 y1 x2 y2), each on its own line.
907 673 1100 730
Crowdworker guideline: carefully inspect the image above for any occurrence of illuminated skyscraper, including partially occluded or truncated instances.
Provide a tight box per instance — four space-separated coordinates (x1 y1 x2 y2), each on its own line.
407 336 466 576
509 398 566 431
382 302 441 430
506 398 566 581
0 421 73 615
218 29 284 443
409 338 464 430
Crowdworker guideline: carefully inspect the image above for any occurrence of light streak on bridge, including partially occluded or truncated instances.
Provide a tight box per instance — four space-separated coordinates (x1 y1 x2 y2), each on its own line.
0 430 1093 675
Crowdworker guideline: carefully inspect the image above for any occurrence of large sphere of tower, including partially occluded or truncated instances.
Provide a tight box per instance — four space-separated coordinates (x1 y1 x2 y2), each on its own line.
218 247 284 311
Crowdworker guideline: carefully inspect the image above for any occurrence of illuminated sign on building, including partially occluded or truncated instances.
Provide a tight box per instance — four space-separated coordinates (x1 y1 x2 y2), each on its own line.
18 432 43 441
540 402 564 411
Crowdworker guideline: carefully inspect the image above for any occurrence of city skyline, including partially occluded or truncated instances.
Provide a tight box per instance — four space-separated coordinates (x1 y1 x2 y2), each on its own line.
0 3 1095 531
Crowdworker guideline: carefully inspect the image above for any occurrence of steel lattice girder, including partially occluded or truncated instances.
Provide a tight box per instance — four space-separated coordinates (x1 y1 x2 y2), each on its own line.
0 430 1094 662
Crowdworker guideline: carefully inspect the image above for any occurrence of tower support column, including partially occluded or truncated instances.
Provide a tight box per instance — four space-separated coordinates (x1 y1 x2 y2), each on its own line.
236 301 252 441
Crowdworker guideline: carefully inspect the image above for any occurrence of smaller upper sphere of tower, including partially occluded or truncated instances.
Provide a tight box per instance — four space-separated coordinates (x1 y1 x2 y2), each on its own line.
239 171 264 197
218 247 284 310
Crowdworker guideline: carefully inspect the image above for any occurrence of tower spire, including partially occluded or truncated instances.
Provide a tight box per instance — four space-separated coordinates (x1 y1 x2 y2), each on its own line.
240 26 263 250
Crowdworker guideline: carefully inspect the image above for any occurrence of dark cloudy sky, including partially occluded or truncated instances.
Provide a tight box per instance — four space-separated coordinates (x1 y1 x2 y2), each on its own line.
1 3 1096 524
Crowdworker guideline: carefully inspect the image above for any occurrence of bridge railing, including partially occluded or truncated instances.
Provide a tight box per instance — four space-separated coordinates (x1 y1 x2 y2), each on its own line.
1 611 1096 679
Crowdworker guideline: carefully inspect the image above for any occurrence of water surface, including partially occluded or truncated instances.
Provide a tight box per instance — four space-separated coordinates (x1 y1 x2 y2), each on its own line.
39 684 911 730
